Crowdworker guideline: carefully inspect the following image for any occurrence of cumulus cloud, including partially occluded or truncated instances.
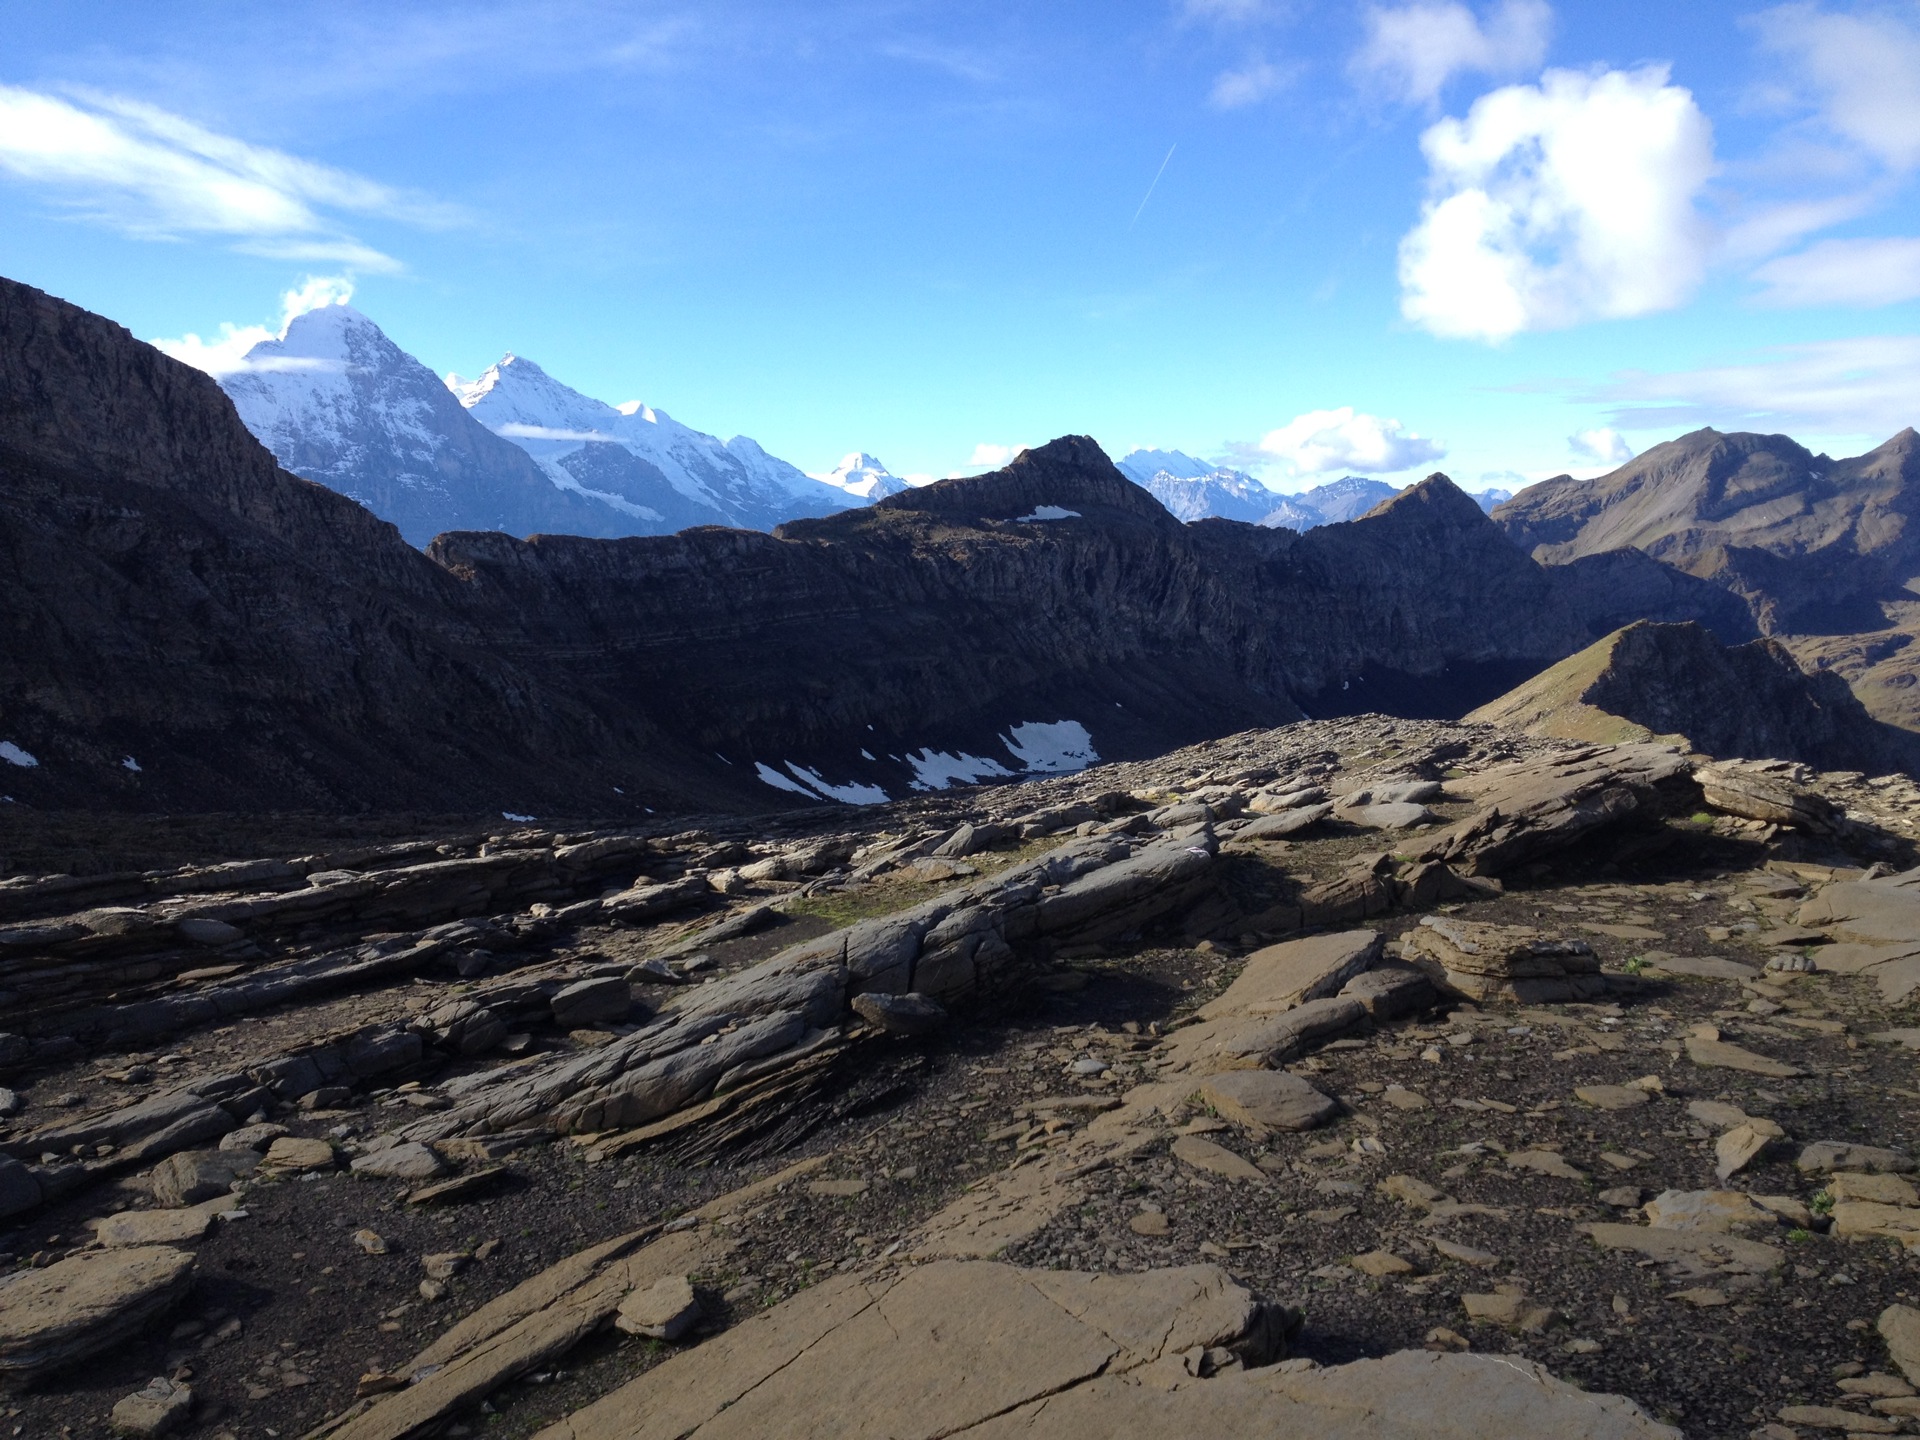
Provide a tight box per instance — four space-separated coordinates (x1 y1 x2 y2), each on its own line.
0 86 459 269
1568 426 1633 466
1752 3 1920 174
1255 407 1445 475
1210 58 1293 109
1590 334 1920 442
1353 0 1551 106
1397 66 1714 342
152 275 353 377
967 443 1028 469
1752 236 1920 308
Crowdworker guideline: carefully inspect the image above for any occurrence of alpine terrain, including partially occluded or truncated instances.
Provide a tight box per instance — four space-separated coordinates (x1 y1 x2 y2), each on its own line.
5 276 1920 1440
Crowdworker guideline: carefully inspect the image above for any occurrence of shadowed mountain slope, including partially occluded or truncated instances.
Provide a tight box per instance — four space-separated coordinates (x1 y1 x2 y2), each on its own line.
0 278 1766 814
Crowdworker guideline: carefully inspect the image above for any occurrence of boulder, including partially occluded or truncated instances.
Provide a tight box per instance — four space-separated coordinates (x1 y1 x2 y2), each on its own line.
1405 916 1603 1003
0 1246 196 1382
614 1275 702 1341
1198 931 1382 1022
850 992 948 1037
109 1377 194 1437
0 1158 41 1221
551 978 632 1029
1196 1071 1338 1132
150 1149 258 1207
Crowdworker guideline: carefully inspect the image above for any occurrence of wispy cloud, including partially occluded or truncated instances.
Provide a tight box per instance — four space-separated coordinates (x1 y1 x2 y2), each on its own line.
152 275 353 377
1352 0 1551 107
1568 426 1633 466
1752 236 1920 308
0 85 461 270
1210 58 1294 109
1588 335 1920 441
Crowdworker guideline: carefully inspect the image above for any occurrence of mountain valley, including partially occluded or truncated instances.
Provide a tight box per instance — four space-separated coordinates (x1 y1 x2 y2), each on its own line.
6 274 1920 1440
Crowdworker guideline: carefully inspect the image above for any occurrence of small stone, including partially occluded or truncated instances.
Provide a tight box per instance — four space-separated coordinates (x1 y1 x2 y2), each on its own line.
1598 1187 1645 1209
1350 1249 1414 1277
1643 1189 1776 1232
1381 1085 1430 1110
297 1086 352 1112
1670 1287 1730 1307
356 1371 406 1397
1423 1327 1469 1352
1564 1338 1603 1355
1839 1373 1915 1398
1716 1124 1774 1181
1430 1237 1498 1267
420 1252 470 1281
418 1279 446 1302
1575 1085 1651 1112
1830 1173 1920 1206
614 1274 701 1341
109 1376 193 1437
1378 1174 1445 1208
808 1178 871 1198
352 1230 388 1256
1881 1305 1920 1385
1777 1404 1899 1432
1462 1288 1558 1332
262 1137 336 1172
1129 1211 1170 1236
1686 1036 1803 1078
1597 1152 1640 1171
349 1143 450 1182
1169 1135 1265 1183
1506 1150 1585 1180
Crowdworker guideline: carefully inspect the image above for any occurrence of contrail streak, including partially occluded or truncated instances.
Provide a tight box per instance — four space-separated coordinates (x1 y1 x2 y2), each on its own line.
1129 144 1177 227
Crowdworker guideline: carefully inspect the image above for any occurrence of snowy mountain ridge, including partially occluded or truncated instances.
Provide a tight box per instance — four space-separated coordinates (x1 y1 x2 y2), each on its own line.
1115 448 1513 529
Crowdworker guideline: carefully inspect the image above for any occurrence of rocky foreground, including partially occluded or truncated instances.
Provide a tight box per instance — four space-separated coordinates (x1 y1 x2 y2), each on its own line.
6 716 1920 1438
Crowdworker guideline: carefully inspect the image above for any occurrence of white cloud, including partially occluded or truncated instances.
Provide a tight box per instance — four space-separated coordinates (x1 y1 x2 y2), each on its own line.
1591 334 1920 441
1753 236 1920 308
967 443 1028 469
1353 0 1551 106
1398 66 1714 342
1255 406 1445 475
1568 426 1633 466
0 85 458 269
1210 58 1292 109
1752 4 1920 173
152 275 353 377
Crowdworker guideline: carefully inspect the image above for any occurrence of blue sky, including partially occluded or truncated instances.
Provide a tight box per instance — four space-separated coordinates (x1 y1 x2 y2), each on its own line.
0 1 1916 491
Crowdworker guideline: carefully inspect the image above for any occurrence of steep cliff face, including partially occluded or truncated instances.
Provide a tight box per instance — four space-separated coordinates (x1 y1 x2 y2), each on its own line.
1467 621 1919 774
0 277 1778 814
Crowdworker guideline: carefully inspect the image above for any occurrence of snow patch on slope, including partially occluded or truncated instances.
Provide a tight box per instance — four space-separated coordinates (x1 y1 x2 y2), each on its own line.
906 749 1015 792
1002 721 1097 774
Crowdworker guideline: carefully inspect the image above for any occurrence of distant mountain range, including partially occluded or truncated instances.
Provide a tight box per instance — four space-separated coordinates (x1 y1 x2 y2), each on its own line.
223 302 881 546
1113 450 1512 530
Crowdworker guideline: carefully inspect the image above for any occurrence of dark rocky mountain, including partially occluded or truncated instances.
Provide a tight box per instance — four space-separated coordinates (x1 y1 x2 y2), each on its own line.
1492 427 1920 731
1467 620 1920 774
0 277 1769 815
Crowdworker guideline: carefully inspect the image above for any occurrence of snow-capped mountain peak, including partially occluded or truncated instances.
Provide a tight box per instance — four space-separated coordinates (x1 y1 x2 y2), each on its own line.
813 451 909 501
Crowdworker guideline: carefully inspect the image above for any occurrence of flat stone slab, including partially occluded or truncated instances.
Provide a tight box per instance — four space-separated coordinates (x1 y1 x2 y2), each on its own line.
1685 1037 1803 1078
92 1203 224 1248
1199 930 1382 1022
1195 1071 1338 1132
350 1143 451 1182
1575 1085 1651 1112
1343 802 1435 830
1798 1141 1915 1174
1170 1136 1266 1182
263 1136 338 1171
1236 803 1334 840
1580 1222 1781 1274
1642 1190 1776 1233
537 1273 1679 1440
1642 954 1759 980
0 1245 196 1381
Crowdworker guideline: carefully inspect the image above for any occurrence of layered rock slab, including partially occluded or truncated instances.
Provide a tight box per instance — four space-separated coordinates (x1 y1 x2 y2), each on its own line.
535 1262 1676 1440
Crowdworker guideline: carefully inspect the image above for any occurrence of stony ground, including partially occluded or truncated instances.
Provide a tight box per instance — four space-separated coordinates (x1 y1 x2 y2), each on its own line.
6 716 1920 1440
